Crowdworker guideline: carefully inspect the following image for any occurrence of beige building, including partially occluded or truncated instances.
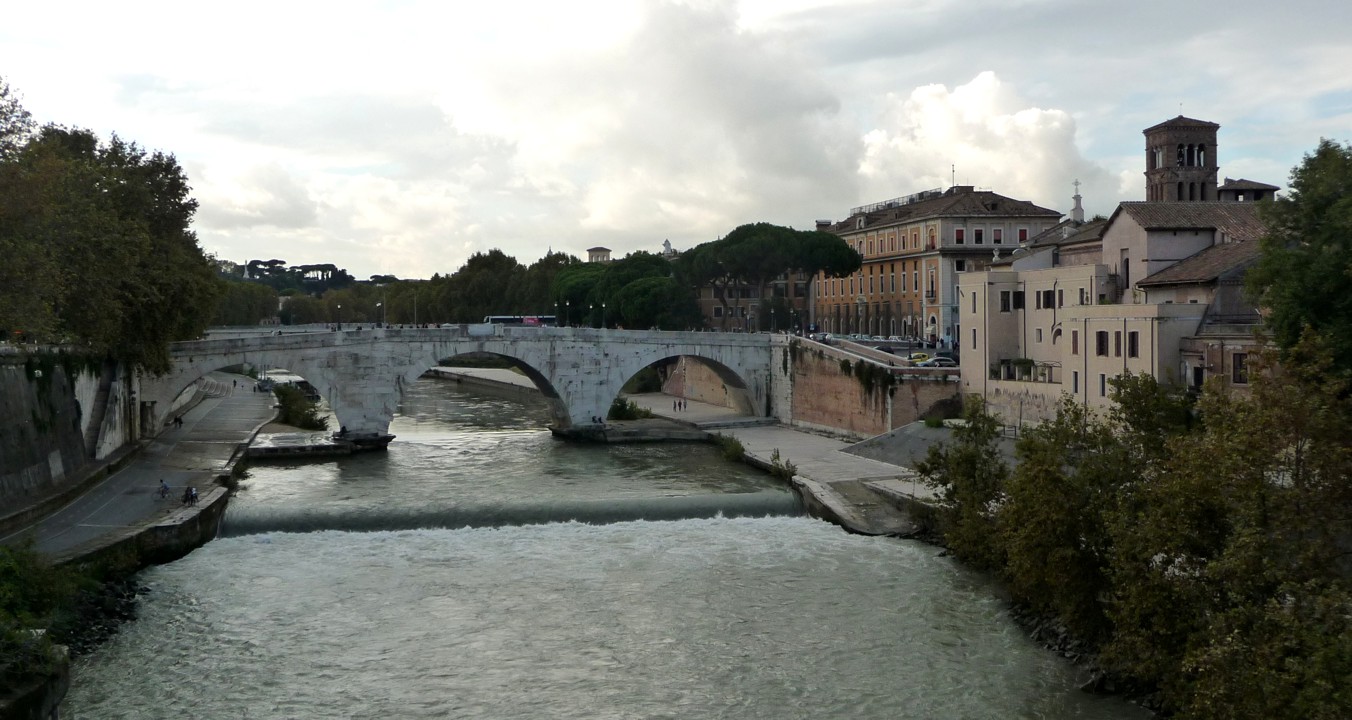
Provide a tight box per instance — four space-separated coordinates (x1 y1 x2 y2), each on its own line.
961 116 1273 425
811 186 1061 341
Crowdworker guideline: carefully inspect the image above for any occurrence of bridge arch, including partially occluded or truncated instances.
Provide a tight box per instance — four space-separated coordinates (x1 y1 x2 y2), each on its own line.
149 327 775 439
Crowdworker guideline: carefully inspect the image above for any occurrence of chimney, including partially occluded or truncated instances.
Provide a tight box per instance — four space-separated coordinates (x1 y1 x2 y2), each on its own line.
1071 179 1084 224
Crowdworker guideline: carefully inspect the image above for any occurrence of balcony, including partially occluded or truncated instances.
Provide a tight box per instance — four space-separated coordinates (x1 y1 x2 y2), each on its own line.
990 358 1060 383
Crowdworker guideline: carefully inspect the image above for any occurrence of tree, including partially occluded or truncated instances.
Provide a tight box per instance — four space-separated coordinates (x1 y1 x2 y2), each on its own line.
914 397 1010 572
0 75 34 160
1246 139 1352 374
1000 396 1133 643
612 276 703 330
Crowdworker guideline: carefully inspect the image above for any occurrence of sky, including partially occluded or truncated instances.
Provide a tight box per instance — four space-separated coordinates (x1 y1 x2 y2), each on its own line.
3 0 1350 281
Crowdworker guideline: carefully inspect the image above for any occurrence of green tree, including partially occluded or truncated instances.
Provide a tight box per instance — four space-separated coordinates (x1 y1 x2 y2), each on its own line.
914 398 1009 572
1246 139 1352 373
1000 396 1134 643
612 276 703 330
214 279 280 325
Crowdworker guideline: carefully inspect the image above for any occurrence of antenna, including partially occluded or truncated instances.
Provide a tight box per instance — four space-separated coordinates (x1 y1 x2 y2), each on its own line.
951 164 955 188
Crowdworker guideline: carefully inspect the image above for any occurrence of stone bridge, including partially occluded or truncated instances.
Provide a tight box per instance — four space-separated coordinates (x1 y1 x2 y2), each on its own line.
143 326 776 439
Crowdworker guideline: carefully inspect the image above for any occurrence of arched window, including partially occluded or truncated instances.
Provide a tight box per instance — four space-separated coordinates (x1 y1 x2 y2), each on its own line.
1177 144 1185 166
1189 182 1196 201
1177 181 1184 200
1198 144 1206 167
1187 144 1195 166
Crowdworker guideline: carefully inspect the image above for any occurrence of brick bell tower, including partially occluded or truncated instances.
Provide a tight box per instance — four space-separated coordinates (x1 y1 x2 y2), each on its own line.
1143 116 1220 202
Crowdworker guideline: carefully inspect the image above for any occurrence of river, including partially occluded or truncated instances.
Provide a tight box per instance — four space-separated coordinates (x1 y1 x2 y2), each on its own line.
63 376 1148 719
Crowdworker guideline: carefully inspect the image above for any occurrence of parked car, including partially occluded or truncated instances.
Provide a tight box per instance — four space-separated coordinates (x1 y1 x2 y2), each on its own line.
918 356 958 368
907 352 930 363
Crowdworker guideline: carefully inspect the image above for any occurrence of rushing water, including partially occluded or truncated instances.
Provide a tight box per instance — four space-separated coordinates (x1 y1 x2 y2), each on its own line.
64 377 1148 719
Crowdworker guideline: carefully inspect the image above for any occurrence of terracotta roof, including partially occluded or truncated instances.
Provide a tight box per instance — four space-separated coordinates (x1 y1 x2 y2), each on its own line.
1219 177 1280 191
1142 115 1221 133
1137 240 1262 287
1113 202 1266 243
822 186 1061 233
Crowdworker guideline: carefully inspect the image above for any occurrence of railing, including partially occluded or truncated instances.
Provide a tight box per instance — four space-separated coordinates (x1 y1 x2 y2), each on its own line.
851 188 944 216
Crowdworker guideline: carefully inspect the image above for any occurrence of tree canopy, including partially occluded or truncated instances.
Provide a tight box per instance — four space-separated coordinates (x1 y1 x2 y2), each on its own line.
0 84 220 371
1246 138 1352 374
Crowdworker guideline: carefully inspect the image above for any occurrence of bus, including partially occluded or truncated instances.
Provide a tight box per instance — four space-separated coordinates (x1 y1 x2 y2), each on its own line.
482 315 557 326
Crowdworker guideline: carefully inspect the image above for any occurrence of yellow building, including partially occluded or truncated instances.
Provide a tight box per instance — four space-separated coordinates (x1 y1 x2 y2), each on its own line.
811 186 1061 341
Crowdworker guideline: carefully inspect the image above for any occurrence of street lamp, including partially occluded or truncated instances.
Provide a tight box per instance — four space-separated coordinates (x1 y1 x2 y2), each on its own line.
771 309 776 333
565 300 570 326
376 302 384 327
336 304 343 329
590 303 595 328
602 302 607 329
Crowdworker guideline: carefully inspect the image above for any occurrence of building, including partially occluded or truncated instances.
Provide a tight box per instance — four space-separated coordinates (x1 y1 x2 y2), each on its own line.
960 116 1274 425
586 247 612 263
811 186 1062 341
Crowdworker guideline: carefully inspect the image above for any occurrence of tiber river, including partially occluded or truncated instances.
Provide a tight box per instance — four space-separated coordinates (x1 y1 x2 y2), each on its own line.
64 376 1149 719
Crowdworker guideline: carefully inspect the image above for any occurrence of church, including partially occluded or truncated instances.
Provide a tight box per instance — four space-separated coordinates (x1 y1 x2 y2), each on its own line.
958 116 1277 425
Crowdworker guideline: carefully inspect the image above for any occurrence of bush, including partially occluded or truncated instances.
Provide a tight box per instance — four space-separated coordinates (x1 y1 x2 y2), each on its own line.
607 397 654 421
273 384 329 430
712 433 744 462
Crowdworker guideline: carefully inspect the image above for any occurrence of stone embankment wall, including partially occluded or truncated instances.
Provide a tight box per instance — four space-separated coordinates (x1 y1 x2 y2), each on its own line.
784 342 960 439
0 354 140 528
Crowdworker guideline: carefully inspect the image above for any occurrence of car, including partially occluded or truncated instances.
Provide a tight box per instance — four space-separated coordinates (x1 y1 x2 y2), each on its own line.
918 356 958 368
886 335 903 342
907 352 930 363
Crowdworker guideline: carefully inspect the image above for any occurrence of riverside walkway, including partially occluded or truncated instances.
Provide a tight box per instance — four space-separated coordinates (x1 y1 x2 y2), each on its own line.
0 373 275 561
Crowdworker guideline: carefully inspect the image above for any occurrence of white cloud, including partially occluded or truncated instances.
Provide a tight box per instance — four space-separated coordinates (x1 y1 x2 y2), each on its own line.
859 72 1116 216
3 0 1350 279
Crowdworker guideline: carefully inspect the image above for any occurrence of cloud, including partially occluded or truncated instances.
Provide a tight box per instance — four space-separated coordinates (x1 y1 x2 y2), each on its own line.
858 72 1117 216
196 163 319 230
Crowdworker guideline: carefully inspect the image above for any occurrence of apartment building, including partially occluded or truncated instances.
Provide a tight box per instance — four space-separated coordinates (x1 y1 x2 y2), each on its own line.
811 186 1061 342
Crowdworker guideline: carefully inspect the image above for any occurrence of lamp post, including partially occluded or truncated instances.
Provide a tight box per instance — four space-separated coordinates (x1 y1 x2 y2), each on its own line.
565 300 570 327
602 302 607 329
376 302 383 327
336 304 342 329
771 309 776 333
590 304 595 328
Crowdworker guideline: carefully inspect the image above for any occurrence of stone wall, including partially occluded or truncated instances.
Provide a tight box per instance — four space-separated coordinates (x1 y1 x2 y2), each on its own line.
785 342 960 439
0 359 91 515
0 354 141 521
980 379 1064 427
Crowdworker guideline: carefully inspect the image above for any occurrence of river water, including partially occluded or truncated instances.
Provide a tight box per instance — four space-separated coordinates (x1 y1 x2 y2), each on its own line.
64 377 1148 719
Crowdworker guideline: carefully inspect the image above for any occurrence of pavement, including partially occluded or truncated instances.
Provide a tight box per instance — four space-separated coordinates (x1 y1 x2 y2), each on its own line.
0 372 276 559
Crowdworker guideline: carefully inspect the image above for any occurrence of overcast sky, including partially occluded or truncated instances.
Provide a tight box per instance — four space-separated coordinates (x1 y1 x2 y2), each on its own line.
4 0 1349 280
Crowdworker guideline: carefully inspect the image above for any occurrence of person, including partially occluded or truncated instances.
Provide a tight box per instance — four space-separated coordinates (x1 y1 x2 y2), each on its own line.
158 479 170 499
182 487 193 505
189 487 198 506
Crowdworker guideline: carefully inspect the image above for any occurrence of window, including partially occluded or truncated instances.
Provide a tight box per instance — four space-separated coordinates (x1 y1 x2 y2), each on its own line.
1233 353 1249 384
713 306 723 318
1012 291 1025 310
1041 290 1055 309
1095 330 1109 356
974 228 984 245
1072 330 1079 355
1058 289 1064 308
1036 328 1044 343
1073 371 1079 393
1018 227 1028 243
971 328 977 350
1114 330 1122 357
971 291 977 313
1078 288 1088 305
1099 374 1107 397
1127 331 1139 358
955 228 965 245
1000 291 1011 312
912 271 918 293
955 259 966 272
993 228 1003 245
